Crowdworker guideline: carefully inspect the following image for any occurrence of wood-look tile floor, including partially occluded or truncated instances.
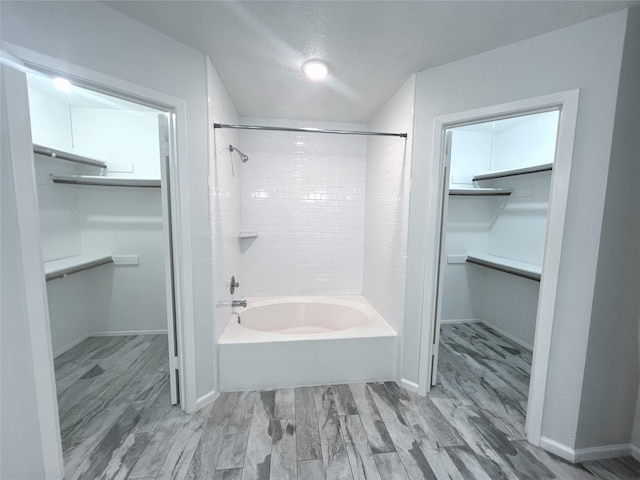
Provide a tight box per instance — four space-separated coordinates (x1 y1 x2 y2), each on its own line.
55 325 640 479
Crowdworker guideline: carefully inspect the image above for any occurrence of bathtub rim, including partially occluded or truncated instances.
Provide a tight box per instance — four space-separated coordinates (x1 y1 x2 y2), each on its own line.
218 295 396 344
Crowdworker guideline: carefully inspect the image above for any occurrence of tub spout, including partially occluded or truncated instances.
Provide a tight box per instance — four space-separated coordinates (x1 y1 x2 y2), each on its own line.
232 299 247 308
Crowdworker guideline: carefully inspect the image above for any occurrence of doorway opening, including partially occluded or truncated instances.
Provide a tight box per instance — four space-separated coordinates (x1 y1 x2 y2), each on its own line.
431 109 559 438
416 90 580 444
25 70 181 469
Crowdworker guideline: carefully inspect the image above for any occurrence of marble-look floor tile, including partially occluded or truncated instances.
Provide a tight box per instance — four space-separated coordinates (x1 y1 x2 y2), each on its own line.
274 388 295 419
298 459 326 480
216 391 258 470
339 415 381 480
241 391 274 480
270 418 297 480
348 383 396 455
367 383 437 480
582 456 640 480
55 328 640 480
373 453 409 480
295 387 322 461
314 386 354 480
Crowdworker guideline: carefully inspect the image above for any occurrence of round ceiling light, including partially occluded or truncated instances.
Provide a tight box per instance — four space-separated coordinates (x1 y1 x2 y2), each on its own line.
302 60 328 81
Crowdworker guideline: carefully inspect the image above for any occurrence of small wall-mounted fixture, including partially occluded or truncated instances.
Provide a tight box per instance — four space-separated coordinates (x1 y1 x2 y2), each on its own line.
230 275 240 294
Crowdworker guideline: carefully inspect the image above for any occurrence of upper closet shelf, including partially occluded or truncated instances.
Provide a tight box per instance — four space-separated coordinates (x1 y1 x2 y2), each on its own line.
466 254 541 281
238 231 258 239
449 188 512 196
51 174 161 188
472 163 553 182
34 144 107 169
45 254 113 281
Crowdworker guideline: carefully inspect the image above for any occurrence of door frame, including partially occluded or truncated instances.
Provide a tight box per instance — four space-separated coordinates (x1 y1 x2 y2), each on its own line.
416 90 579 444
2 41 197 407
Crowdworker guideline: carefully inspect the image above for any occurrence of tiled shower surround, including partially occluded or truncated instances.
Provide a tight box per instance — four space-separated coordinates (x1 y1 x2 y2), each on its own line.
239 118 367 296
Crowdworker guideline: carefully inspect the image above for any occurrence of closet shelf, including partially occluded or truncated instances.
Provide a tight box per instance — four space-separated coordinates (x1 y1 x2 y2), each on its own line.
50 175 161 188
34 144 107 169
449 188 512 196
45 254 113 281
466 254 541 282
472 163 553 181
238 231 258 239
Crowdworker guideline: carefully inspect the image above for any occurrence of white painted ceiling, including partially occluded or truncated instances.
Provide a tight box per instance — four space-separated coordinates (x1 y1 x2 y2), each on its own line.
104 1 637 123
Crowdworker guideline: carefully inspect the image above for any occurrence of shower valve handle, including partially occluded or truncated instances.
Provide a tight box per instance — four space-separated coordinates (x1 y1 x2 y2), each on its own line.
230 275 240 294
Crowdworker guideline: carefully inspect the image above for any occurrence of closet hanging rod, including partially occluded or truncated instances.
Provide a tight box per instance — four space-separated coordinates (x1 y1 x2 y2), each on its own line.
45 256 114 281
466 256 541 282
213 123 408 138
33 144 107 169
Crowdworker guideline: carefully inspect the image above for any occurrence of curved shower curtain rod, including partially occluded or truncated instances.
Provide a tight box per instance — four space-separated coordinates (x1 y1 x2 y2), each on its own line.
213 123 408 138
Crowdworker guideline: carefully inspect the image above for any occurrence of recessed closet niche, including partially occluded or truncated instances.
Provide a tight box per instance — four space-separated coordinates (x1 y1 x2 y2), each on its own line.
26 73 171 357
440 110 559 350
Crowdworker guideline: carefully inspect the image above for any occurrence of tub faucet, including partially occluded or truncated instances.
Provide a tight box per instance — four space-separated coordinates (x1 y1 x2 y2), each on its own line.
232 299 247 308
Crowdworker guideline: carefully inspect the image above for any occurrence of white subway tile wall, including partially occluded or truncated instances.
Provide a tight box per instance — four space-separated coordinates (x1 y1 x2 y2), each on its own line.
239 118 367 296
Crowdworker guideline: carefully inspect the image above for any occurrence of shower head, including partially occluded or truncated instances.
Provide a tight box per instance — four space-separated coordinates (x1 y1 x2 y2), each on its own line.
229 144 249 163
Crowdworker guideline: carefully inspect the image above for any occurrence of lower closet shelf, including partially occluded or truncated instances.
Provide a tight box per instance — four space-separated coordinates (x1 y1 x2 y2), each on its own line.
45 254 113 281
466 254 541 282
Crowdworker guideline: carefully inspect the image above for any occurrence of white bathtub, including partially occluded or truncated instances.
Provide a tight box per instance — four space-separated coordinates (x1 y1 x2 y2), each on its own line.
218 296 397 391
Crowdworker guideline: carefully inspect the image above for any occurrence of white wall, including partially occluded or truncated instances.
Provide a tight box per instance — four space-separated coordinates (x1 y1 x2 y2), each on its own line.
1 0 214 400
405 9 629 451
363 76 415 377
575 7 640 451
207 56 242 395
239 117 367 296
1 59 63 479
2 83 48 480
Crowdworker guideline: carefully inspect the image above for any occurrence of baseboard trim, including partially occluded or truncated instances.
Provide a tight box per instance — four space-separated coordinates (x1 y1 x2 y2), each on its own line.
574 443 632 462
196 390 219 411
54 334 91 358
90 329 168 336
540 436 632 463
399 378 419 393
540 436 575 462
632 444 640 461
479 320 533 351
440 318 482 325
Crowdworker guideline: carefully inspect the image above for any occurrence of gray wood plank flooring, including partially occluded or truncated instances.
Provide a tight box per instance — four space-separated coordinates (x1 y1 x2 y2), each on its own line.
56 328 640 479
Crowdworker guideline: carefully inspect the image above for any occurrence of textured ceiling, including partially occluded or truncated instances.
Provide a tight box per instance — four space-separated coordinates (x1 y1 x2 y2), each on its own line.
104 1 636 123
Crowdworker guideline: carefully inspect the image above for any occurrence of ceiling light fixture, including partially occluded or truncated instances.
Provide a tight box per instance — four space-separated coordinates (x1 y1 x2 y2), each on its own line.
53 77 72 92
302 60 328 81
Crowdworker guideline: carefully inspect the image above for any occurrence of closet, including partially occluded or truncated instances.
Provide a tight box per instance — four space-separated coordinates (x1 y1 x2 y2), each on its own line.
438 110 559 354
26 72 174 372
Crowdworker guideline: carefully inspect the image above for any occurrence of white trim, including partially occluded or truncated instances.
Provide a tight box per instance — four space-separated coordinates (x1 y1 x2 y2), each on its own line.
480 320 533 351
540 437 632 463
539 436 576 462
90 330 169 337
400 378 420 393
439 318 482 325
2 43 197 412
632 443 640 462
527 90 579 444
414 90 580 447
53 335 91 358
2 46 65 478
574 444 632 463
196 390 219 410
